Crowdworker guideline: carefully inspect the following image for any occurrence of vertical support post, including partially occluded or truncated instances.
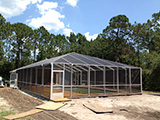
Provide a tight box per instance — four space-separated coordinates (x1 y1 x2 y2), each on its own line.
23 69 25 89
113 69 115 89
63 64 65 98
117 67 119 94
10 73 11 83
17 71 19 87
16 71 18 87
94 71 96 85
35 67 37 93
129 68 132 93
140 68 142 93
70 65 73 98
21 70 23 88
125 69 127 90
80 71 82 85
16 72 18 87
88 66 90 96
50 63 53 99
19 71 20 86
78 72 79 85
42 65 44 96
30 68 32 91
26 69 28 90
20 71 21 87
75 71 77 85
103 66 106 95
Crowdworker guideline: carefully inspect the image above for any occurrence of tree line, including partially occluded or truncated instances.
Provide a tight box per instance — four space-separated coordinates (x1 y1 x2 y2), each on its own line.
0 11 160 91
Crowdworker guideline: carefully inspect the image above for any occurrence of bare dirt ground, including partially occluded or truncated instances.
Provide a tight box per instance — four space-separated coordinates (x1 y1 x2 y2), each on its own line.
0 97 11 112
0 88 77 120
1 88 160 120
59 94 160 120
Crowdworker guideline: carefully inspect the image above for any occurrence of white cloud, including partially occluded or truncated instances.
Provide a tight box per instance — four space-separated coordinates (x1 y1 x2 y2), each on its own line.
28 2 65 31
0 0 41 18
37 2 58 14
66 0 79 7
84 32 98 41
63 28 73 36
31 0 41 4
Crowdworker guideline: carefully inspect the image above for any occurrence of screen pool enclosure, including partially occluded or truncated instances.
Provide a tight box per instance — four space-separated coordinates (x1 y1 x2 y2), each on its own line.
11 52 142 99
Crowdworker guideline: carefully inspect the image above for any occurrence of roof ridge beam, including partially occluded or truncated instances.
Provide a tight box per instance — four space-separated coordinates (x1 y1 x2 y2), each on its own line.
75 53 114 70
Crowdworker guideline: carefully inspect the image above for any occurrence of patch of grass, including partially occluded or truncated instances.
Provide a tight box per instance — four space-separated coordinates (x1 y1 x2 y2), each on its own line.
0 107 16 120
65 88 104 94
143 91 160 95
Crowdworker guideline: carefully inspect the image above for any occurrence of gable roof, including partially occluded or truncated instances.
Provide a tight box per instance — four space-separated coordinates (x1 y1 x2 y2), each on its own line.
11 52 139 72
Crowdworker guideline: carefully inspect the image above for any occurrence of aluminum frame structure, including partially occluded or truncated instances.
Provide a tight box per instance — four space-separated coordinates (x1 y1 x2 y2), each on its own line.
11 52 142 99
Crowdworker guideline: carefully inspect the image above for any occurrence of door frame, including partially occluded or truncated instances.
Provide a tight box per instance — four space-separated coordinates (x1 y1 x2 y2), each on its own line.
50 70 64 99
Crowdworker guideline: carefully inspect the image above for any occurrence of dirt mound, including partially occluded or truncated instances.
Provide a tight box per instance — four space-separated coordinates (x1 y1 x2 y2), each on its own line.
60 94 160 120
0 89 77 120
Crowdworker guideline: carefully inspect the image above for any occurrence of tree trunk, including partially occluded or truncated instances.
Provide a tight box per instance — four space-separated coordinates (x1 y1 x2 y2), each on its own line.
34 46 36 62
138 46 140 67
17 41 20 68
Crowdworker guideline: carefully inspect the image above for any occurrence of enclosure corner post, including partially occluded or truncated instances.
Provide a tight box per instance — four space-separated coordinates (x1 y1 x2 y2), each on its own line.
23 69 25 89
94 71 96 85
125 69 127 90
63 64 65 98
21 70 22 87
25 69 28 90
129 68 132 93
30 68 32 91
80 71 82 85
70 64 73 98
50 63 53 99
41 65 44 96
117 67 119 94
103 66 106 95
113 69 115 89
88 65 90 96
35 67 38 93
140 68 143 94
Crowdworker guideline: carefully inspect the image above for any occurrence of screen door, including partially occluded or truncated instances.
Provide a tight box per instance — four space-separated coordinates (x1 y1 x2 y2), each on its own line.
51 70 64 99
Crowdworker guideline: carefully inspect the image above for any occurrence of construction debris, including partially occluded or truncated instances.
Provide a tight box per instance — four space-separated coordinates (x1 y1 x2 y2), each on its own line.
36 102 65 110
51 98 71 102
3 109 43 120
83 103 113 114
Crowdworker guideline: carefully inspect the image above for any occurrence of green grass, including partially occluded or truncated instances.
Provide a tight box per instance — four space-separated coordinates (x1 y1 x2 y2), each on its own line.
0 107 16 120
143 91 160 95
65 87 104 94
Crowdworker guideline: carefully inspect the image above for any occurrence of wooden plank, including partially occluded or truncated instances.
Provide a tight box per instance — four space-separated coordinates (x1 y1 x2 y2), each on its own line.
83 103 113 113
3 109 43 120
51 98 71 102
36 102 65 110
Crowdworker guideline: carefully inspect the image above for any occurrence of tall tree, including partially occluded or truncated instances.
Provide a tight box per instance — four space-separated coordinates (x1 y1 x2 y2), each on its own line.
67 32 77 52
76 33 90 54
55 34 69 54
47 33 57 58
130 23 145 66
0 14 6 65
35 26 50 61
102 15 131 62
151 11 160 53
11 23 33 67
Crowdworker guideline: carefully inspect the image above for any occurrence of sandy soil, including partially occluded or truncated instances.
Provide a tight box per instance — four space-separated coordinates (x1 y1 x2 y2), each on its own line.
0 97 11 112
0 88 77 120
59 94 160 120
1 88 160 120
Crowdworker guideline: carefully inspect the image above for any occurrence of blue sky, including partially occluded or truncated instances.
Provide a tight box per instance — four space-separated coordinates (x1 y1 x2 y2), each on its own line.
0 0 160 40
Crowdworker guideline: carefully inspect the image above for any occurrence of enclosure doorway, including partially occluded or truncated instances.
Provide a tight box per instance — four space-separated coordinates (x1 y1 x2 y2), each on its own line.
51 70 64 99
